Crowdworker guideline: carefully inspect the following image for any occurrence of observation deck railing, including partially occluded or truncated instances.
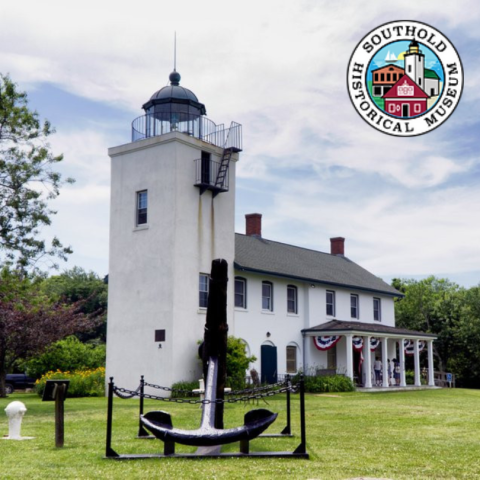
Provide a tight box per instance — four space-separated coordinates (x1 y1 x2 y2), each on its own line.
132 113 242 151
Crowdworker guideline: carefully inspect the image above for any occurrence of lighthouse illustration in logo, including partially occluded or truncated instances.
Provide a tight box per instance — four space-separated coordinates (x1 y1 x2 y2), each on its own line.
347 21 463 137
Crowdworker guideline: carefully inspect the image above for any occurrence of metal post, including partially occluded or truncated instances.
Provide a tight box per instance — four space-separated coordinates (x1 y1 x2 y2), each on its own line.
137 375 150 437
294 374 307 454
106 377 118 457
283 375 291 435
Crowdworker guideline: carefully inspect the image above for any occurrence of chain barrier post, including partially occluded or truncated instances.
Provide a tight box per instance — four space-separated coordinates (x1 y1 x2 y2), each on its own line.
138 375 150 437
281 375 292 435
106 377 118 457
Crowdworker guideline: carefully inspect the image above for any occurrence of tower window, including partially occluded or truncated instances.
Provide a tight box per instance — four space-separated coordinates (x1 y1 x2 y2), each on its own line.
199 274 209 308
136 190 148 226
262 281 273 311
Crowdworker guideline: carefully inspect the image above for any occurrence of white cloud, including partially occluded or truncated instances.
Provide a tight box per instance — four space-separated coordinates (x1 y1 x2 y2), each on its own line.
1 0 479 283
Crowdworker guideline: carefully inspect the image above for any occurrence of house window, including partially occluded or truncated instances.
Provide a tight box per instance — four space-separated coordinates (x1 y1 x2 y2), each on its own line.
326 290 335 316
262 281 273 311
235 277 247 309
388 103 396 113
414 104 421 113
136 190 148 226
393 73 397 82
327 345 337 369
373 297 382 321
351 294 359 319
373 86 382 97
199 274 209 308
286 346 297 373
287 285 298 314
387 73 391 81
374 73 379 82
381 73 385 81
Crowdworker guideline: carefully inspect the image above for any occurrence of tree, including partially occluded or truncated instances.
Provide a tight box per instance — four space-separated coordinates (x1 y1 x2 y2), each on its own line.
40 267 108 342
0 74 73 270
0 269 97 397
393 276 464 373
226 336 256 389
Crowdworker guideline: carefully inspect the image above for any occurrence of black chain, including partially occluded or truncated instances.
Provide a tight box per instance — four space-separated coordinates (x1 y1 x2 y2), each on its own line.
112 382 297 405
112 384 141 399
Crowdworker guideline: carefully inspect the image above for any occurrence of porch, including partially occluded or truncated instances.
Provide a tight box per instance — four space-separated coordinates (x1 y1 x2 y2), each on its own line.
302 320 438 390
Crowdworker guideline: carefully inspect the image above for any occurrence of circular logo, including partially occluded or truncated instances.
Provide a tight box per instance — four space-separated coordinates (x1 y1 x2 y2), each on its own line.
347 20 463 136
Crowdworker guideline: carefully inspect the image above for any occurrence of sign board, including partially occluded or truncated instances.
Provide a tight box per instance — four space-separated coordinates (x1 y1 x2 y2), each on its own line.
446 373 452 383
42 380 70 402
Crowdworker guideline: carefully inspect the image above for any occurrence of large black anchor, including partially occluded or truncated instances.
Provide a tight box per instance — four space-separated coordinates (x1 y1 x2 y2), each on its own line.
140 259 278 448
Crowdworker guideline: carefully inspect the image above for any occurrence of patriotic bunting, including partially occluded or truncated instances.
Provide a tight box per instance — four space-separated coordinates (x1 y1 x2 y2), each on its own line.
313 335 341 351
404 340 426 355
352 336 380 351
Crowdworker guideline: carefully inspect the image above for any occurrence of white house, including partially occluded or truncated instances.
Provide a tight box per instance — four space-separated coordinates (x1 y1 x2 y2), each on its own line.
106 69 436 393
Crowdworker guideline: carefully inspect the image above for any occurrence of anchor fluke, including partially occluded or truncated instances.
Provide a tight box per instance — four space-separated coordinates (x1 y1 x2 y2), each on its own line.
141 408 277 447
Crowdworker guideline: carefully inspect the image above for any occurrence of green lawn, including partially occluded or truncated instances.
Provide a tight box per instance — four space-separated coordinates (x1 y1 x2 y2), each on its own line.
1 389 479 479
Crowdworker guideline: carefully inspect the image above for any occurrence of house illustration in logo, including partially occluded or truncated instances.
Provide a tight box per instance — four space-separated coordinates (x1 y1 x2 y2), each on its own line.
383 75 429 117
370 39 440 117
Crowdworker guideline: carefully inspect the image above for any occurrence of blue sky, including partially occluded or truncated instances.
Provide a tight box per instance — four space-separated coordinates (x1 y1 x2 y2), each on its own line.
1 0 479 287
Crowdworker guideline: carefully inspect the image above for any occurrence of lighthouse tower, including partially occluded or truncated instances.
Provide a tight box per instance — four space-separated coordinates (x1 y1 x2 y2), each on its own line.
404 39 425 90
106 70 242 391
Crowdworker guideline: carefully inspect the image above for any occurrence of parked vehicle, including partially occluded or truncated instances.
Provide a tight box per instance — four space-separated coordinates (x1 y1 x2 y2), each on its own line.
5 374 36 394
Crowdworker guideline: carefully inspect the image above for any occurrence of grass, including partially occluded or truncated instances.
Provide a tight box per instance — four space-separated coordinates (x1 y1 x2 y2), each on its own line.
1 389 479 479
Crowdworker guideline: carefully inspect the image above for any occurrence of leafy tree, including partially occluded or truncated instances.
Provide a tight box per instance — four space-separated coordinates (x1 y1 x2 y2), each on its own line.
0 74 73 270
393 276 464 373
226 336 256 389
448 286 480 388
23 336 106 379
0 269 97 397
40 267 108 342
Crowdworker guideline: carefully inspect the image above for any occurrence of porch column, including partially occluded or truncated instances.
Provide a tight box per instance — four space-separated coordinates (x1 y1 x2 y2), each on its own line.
399 338 406 387
427 339 435 386
414 339 421 386
382 337 389 387
345 334 354 382
363 336 372 388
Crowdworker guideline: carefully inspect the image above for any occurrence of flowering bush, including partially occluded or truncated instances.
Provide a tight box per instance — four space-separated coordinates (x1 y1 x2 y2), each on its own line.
35 367 105 398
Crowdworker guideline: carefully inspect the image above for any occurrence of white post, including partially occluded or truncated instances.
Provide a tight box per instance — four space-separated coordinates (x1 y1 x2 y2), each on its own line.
400 338 406 387
363 336 372 388
414 339 421 386
428 340 435 386
382 338 389 387
345 334 354 382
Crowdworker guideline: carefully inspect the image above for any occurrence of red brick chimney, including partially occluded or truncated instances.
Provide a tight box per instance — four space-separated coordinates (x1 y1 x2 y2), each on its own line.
330 237 345 256
246 213 262 237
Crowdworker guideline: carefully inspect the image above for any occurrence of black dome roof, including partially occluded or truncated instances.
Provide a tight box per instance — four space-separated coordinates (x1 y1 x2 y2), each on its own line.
142 70 206 115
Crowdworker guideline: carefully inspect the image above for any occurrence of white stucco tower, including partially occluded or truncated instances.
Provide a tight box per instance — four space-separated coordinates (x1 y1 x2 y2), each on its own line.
404 39 425 90
106 70 242 391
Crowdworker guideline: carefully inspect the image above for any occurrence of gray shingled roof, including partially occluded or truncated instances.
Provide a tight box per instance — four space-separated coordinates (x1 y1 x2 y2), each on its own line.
234 234 401 297
302 320 436 338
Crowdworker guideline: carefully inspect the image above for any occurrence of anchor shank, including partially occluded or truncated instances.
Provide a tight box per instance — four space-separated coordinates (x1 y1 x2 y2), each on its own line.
200 356 218 430
202 259 228 429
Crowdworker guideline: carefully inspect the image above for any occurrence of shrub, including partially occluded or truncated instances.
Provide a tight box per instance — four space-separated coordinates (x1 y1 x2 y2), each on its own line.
226 336 256 390
25 336 106 379
35 367 105 398
299 374 356 393
170 380 201 398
